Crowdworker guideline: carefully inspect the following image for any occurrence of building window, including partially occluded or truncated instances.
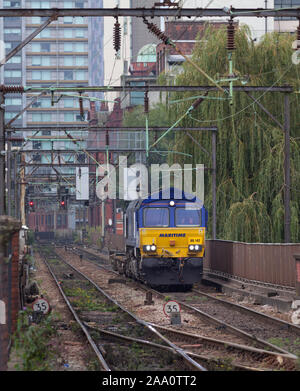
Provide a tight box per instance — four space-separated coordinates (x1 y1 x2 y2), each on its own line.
64 43 73 52
41 43 51 52
31 43 41 52
75 43 85 52
4 28 21 34
32 99 51 108
4 70 21 78
32 141 42 149
75 70 85 80
4 0 20 5
37 29 50 38
32 113 51 122
63 16 73 24
76 29 85 38
64 57 73 66
32 57 41 66
75 57 85 66
64 113 74 122
5 42 19 51
64 98 74 108
32 70 41 80
31 1 50 8
64 1 73 7
64 29 73 38
64 70 73 80
6 98 22 105
32 16 40 24
32 56 51 66
7 56 21 64
4 0 21 6
4 112 19 119
32 113 41 121
74 17 84 24
42 71 51 80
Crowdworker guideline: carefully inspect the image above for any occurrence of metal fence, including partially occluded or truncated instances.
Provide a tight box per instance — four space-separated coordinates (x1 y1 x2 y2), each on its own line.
205 240 300 288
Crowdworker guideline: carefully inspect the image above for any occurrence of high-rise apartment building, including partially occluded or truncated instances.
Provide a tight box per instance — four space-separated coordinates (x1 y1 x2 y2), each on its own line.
1 0 23 130
1 0 104 229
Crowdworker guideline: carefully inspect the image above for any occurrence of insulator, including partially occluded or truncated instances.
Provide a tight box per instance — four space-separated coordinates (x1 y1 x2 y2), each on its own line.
144 94 149 114
143 18 170 45
79 96 84 117
0 85 24 93
227 21 235 51
113 19 121 53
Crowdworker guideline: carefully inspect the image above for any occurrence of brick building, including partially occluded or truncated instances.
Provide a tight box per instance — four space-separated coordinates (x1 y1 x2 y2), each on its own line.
157 20 230 75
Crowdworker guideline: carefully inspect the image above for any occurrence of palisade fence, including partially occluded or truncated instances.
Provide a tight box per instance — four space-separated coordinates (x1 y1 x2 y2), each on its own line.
205 240 300 288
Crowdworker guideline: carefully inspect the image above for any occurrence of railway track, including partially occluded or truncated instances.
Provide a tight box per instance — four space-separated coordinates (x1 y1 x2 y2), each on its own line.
48 244 299 371
203 268 296 293
38 245 206 371
70 245 300 354
188 287 300 354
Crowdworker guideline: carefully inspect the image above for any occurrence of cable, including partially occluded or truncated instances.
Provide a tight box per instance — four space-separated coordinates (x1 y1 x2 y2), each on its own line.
188 62 294 124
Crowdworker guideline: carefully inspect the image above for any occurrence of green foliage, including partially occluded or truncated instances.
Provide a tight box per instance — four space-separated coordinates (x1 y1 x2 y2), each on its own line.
73 231 81 244
13 310 58 371
63 286 118 312
162 25 300 242
85 226 102 247
27 230 35 245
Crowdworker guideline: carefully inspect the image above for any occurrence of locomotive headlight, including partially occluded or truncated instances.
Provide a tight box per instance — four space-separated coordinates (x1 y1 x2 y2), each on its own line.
169 200 175 206
194 245 200 251
189 245 195 251
143 244 156 252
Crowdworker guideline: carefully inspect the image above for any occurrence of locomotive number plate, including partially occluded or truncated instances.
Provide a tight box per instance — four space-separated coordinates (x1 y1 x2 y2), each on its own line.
189 238 202 243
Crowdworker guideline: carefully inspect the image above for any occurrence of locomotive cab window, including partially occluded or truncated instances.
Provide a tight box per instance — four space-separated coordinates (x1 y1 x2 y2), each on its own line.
175 208 201 227
143 207 169 227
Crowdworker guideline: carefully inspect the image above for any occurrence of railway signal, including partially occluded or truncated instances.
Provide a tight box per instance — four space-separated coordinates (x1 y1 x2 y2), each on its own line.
29 200 35 212
59 196 67 210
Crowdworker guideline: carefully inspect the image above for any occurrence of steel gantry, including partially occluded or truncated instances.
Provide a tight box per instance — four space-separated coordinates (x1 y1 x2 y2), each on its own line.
0 8 300 18
0 84 293 243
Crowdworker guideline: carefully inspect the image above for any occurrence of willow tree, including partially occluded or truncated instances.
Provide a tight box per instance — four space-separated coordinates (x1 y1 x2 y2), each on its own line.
164 25 300 242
